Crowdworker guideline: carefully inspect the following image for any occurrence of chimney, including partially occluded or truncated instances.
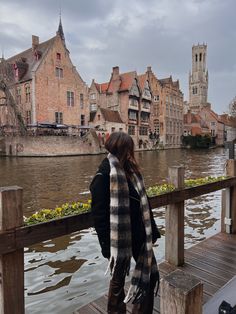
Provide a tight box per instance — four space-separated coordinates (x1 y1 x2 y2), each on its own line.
112 66 119 79
32 35 39 51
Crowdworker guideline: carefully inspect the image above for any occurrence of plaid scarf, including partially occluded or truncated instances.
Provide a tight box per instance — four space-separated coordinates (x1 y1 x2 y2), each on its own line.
107 153 158 304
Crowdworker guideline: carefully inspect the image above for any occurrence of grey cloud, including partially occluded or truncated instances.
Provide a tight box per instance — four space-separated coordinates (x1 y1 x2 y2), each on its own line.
0 0 236 113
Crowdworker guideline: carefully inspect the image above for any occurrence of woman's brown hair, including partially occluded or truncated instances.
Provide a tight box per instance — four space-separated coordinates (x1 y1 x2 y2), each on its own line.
105 132 140 177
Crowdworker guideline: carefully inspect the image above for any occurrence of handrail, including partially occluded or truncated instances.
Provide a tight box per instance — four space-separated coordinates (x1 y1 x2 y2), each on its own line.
0 176 236 255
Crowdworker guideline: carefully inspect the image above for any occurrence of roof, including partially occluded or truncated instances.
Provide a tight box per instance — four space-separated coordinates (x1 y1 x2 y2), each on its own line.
3 36 56 83
119 71 136 92
100 108 123 123
137 74 147 90
159 76 172 86
184 112 209 129
95 82 109 93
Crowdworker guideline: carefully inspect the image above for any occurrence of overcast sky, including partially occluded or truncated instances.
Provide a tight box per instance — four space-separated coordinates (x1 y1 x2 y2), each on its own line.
0 0 235 114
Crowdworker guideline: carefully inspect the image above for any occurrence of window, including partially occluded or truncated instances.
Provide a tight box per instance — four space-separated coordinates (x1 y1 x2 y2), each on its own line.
97 114 101 121
192 87 198 95
142 101 150 109
56 53 61 61
129 98 138 107
80 94 84 109
153 95 159 102
211 121 216 126
16 87 21 104
26 110 31 125
141 112 149 122
90 93 96 100
195 54 198 62
81 114 85 126
90 104 97 112
128 110 137 120
128 125 135 135
139 127 148 136
199 53 202 62
67 91 74 107
119 128 123 132
111 127 115 133
25 84 30 102
55 67 63 78
55 112 63 124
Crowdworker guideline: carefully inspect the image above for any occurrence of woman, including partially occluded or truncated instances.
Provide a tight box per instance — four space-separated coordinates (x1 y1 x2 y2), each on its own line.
90 132 160 314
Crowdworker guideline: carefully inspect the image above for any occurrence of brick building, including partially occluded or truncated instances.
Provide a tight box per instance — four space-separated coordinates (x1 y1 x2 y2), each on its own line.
0 19 89 131
89 67 152 148
89 66 184 149
146 67 184 148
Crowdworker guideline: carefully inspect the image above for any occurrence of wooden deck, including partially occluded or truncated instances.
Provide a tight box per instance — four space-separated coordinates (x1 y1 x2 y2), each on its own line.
76 232 236 313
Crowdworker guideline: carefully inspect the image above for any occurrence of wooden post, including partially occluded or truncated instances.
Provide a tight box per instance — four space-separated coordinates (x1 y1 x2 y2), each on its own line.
165 167 185 266
225 160 236 234
160 269 203 314
0 187 24 314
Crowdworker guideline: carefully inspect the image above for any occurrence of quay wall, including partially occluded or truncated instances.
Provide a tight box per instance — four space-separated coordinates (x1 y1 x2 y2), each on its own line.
0 131 103 157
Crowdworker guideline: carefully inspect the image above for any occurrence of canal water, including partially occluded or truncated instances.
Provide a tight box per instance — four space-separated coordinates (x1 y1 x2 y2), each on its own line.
0 148 227 313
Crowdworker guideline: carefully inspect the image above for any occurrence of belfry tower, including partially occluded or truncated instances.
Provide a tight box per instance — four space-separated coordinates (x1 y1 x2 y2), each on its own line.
189 44 208 113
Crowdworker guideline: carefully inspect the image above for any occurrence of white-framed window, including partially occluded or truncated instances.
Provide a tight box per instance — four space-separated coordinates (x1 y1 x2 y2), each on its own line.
55 67 63 78
128 125 135 135
67 91 74 107
55 112 63 124
90 93 96 100
80 94 84 109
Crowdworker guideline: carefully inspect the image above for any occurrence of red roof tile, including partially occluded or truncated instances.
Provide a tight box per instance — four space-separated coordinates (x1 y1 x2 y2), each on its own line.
100 108 123 123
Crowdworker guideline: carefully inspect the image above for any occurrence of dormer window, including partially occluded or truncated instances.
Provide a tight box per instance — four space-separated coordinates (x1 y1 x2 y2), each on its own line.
13 63 18 79
56 53 61 61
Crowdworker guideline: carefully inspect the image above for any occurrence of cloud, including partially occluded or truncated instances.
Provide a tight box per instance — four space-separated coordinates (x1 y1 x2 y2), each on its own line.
0 0 236 113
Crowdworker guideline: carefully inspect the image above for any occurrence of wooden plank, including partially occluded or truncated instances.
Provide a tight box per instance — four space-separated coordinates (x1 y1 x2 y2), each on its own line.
0 187 24 314
185 250 236 274
165 167 185 266
186 258 234 281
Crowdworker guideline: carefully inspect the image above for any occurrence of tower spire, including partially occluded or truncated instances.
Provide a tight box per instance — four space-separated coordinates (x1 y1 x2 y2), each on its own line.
57 8 65 44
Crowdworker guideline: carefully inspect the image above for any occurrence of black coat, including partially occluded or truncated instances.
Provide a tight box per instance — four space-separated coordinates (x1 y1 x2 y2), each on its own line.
90 158 160 259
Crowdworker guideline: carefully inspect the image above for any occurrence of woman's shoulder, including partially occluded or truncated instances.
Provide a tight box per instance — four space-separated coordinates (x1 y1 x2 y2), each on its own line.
97 157 110 176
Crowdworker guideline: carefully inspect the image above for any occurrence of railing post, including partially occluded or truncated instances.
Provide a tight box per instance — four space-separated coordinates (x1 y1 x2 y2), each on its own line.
165 166 185 266
224 160 236 234
0 187 24 314
160 269 203 314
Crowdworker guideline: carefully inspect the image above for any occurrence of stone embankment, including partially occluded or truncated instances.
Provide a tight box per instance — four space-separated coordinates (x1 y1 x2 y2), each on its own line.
0 130 104 156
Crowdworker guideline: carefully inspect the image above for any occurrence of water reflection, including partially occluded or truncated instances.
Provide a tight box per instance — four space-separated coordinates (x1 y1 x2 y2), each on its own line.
0 148 228 313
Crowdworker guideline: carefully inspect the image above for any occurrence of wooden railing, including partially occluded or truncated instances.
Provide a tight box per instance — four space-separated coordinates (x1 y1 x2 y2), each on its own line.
1 160 236 313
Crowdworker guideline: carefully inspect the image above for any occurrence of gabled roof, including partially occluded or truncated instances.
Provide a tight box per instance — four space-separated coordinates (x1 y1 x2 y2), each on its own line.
118 71 136 92
95 82 109 93
100 108 123 123
137 74 147 91
159 76 172 86
5 37 56 82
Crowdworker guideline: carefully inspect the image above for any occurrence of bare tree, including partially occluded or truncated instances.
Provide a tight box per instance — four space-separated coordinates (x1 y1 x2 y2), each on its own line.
229 96 236 117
